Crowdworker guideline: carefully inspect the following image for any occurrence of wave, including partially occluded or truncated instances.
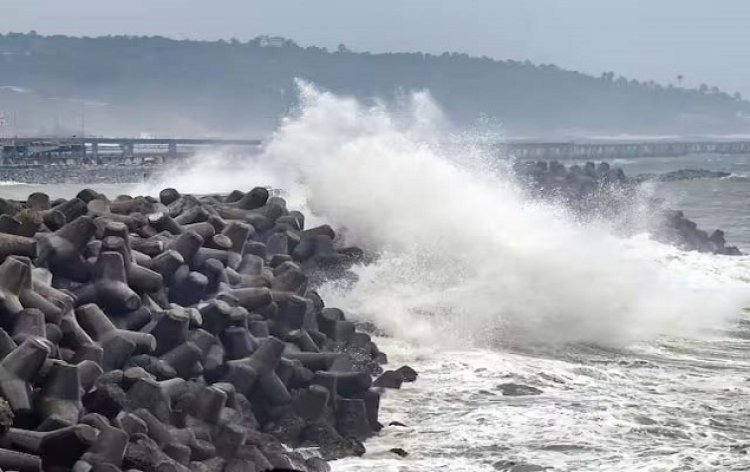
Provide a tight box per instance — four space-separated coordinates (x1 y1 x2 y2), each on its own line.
723 172 750 182
139 82 750 350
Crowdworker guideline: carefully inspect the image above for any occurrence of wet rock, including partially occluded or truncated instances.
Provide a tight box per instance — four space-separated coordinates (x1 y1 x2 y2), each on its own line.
394 365 418 382
298 422 365 460
373 370 403 389
496 383 543 396
334 398 371 440
493 460 548 471
305 456 330 472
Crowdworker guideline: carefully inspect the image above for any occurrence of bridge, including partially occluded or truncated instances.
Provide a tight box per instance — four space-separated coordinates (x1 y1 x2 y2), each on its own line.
0 137 263 165
3 136 750 165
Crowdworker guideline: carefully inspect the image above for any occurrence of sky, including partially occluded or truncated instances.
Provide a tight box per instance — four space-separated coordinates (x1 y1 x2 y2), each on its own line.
1 0 749 95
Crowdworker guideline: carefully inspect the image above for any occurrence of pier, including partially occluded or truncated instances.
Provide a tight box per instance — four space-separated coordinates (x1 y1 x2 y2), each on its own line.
3 137 750 165
0 137 262 165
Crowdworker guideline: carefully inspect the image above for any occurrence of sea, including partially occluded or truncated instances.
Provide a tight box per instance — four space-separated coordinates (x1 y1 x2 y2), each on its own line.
8 86 750 472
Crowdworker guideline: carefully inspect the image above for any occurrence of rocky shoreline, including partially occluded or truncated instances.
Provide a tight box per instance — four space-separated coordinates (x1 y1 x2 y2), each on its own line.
513 160 742 255
0 185 414 471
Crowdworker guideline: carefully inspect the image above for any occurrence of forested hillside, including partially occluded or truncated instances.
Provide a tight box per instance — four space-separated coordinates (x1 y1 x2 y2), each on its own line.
0 32 748 137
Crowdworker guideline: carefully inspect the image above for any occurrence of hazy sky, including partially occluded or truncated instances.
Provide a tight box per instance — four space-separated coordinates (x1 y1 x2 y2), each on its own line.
2 0 749 95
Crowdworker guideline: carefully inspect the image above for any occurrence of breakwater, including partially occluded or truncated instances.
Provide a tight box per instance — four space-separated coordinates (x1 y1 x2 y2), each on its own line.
0 184 411 471
513 160 742 255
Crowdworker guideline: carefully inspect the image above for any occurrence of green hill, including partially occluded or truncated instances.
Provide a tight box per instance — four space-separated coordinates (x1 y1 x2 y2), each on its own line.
0 32 747 137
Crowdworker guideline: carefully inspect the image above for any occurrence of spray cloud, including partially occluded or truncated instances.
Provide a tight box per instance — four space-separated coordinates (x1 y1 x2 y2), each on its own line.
136 82 750 349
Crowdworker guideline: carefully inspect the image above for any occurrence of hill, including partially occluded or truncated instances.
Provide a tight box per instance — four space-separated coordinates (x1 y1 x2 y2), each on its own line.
0 32 748 137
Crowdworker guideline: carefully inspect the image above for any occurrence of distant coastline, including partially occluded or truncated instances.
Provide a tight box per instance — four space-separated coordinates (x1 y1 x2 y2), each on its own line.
0 32 748 137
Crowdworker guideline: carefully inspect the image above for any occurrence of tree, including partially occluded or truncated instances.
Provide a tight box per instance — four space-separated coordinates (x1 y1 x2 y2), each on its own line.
0 32 746 136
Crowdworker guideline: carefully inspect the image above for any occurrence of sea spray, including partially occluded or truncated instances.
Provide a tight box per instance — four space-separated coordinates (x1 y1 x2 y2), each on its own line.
137 83 750 350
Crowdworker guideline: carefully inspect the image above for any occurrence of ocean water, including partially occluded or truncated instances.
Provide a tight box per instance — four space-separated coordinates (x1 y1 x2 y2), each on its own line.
8 85 750 472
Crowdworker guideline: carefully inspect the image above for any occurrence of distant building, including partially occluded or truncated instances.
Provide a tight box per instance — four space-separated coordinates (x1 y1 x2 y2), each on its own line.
258 36 287 48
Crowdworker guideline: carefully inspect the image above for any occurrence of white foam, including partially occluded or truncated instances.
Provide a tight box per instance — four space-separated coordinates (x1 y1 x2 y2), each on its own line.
276 83 750 348
141 82 750 349
140 83 750 472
